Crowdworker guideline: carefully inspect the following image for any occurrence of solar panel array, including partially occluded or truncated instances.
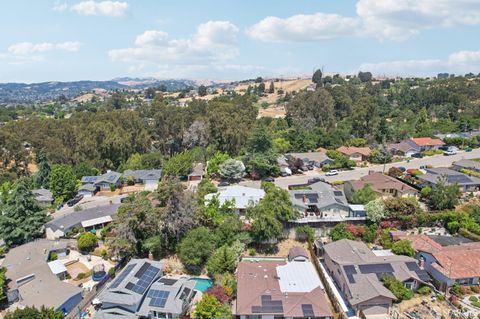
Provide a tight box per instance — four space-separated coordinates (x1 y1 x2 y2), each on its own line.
107 175 117 181
406 262 431 282
333 191 343 197
251 295 284 314
448 175 472 184
134 262 151 278
159 278 177 286
358 263 394 274
126 265 160 294
83 176 97 183
306 194 319 203
302 304 315 317
148 290 170 308
110 264 136 289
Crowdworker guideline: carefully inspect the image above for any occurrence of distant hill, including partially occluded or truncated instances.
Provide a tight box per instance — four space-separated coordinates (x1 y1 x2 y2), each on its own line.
0 78 195 104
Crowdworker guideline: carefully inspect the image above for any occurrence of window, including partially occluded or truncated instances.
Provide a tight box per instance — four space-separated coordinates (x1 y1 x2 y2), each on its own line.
456 278 475 285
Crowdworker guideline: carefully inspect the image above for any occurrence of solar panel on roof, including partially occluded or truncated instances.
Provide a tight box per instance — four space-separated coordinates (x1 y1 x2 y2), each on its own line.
159 278 177 286
126 265 161 294
108 175 117 181
448 175 471 184
306 194 318 203
149 290 170 308
406 261 419 271
343 265 357 274
302 304 314 317
333 191 343 196
359 263 394 274
135 262 151 278
347 274 356 283
110 264 135 289
252 295 284 314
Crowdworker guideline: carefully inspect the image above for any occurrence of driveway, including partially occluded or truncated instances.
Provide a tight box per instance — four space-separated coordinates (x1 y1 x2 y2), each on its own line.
52 195 127 218
274 149 480 189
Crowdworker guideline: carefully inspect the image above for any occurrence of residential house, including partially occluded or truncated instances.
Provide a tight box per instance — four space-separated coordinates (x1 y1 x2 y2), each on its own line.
81 171 122 192
452 159 480 173
235 254 333 319
286 152 334 168
205 185 265 215
95 259 197 319
404 137 445 152
435 130 480 140
398 234 480 291
416 167 480 192
32 188 53 205
323 239 430 317
45 203 120 239
188 163 205 182
289 181 366 227
388 142 419 157
2 239 83 315
344 171 418 200
277 155 292 176
337 146 371 162
77 183 98 198
124 169 163 191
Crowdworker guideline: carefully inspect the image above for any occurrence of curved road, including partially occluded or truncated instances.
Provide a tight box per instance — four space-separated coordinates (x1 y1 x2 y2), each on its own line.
274 149 480 189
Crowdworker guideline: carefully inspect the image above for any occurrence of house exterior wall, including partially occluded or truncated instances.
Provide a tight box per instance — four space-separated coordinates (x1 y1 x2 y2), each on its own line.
356 297 393 315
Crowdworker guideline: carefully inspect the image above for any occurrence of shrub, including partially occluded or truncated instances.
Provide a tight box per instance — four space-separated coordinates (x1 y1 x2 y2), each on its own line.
382 275 413 300
248 248 257 256
296 225 315 242
469 296 478 302
108 267 116 278
451 283 462 296
472 301 480 309
77 232 98 253
417 286 431 295
48 251 58 261
110 184 116 192
391 240 415 257
101 249 108 260
205 285 230 303
471 286 480 294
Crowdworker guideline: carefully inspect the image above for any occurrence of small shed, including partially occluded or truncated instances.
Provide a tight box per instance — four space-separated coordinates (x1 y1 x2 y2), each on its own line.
288 246 309 262
47 260 68 280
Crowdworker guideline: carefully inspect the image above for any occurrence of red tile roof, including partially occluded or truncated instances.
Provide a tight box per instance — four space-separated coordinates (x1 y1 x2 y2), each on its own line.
350 172 417 195
431 243 480 279
399 234 443 254
337 146 372 157
409 137 445 147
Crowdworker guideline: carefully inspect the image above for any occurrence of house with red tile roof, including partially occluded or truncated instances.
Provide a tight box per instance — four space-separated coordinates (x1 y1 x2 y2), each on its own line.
337 146 372 162
235 254 332 319
397 234 480 291
404 137 445 151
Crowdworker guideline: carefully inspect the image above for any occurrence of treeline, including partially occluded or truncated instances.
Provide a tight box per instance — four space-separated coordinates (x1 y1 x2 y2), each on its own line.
0 75 479 183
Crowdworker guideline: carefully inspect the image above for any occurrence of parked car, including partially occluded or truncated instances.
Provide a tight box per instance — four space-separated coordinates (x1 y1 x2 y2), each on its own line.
67 195 84 207
263 177 275 182
218 181 230 187
308 177 325 184
466 147 473 152
397 166 406 172
444 149 457 156
411 153 423 158
325 169 339 176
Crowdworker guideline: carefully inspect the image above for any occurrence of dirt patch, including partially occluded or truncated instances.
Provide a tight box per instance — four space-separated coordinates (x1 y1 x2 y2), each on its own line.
396 296 453 319
258 106 286 118
66 261 90 281
163 255 186 275
243 239 308 258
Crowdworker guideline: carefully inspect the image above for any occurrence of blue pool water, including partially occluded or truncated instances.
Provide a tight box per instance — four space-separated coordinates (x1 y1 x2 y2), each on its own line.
190 278 213 292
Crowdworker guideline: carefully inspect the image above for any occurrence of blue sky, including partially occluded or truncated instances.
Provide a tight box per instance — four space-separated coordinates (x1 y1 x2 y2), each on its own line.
1 0 480 82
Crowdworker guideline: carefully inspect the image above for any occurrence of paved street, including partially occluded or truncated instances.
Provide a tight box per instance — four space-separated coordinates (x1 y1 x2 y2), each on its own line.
51 195 126 218
274 149 480 189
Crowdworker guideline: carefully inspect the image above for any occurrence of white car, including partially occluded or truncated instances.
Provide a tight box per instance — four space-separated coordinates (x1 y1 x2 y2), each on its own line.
444 150 457 156
325 169 339 176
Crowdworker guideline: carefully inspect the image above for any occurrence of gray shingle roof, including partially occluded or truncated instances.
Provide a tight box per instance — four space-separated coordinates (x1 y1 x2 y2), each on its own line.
123 169 162 181
45 203 120 232
418 167 480 186
81 171 121 185
453 159 480 171
290 181 349 212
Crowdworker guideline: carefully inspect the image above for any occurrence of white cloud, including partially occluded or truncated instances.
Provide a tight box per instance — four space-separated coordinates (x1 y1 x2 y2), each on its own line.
70 1 129 17
248 0 480 42
8 41 82 55
109 21 240 65
360 49 480 76
248 13 360 42
53 1 68 11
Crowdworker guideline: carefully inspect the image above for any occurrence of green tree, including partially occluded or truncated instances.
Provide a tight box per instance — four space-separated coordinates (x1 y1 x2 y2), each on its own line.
250 212 283 243
72 163 99 180
351 183 378 204
296 225 315 242
244 153 279 179
365 198 387 223
429 176 462 210
369 145 392 164
163 151 195 177
198 85 208 97
379 229 393 248
139 152 163 169
177 227 216 274
391 239 415 257
358 71 373 83
48 164 76 202
268 81 275 94
4 307 64 319
207 246 238 276
77 232 98 253
382 275 413 300
0 179 48 247
218 159 245 181
0 267 6 304
207 152 230 176
214 215 243 246
273 137 291 154
330 222 355 241
312 69 323 87
246 126 273 154
35 150 51 189
260 186 298 223
121 153 142 171
257 83 266 94
193 294 231 319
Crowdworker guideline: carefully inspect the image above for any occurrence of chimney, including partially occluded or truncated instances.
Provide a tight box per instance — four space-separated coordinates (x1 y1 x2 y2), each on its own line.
148 251 154 261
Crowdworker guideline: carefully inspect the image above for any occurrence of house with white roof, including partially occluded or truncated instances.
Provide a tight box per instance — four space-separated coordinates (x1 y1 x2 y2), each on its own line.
204 185 265 215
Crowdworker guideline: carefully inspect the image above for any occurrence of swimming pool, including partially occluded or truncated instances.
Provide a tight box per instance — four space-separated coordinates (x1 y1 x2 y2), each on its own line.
190 278 213 292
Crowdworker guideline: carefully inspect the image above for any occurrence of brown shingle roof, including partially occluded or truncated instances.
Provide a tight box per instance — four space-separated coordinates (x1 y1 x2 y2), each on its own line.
337 146 371 157
350 172 417 195
431 242 480 279
235 261 332 318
